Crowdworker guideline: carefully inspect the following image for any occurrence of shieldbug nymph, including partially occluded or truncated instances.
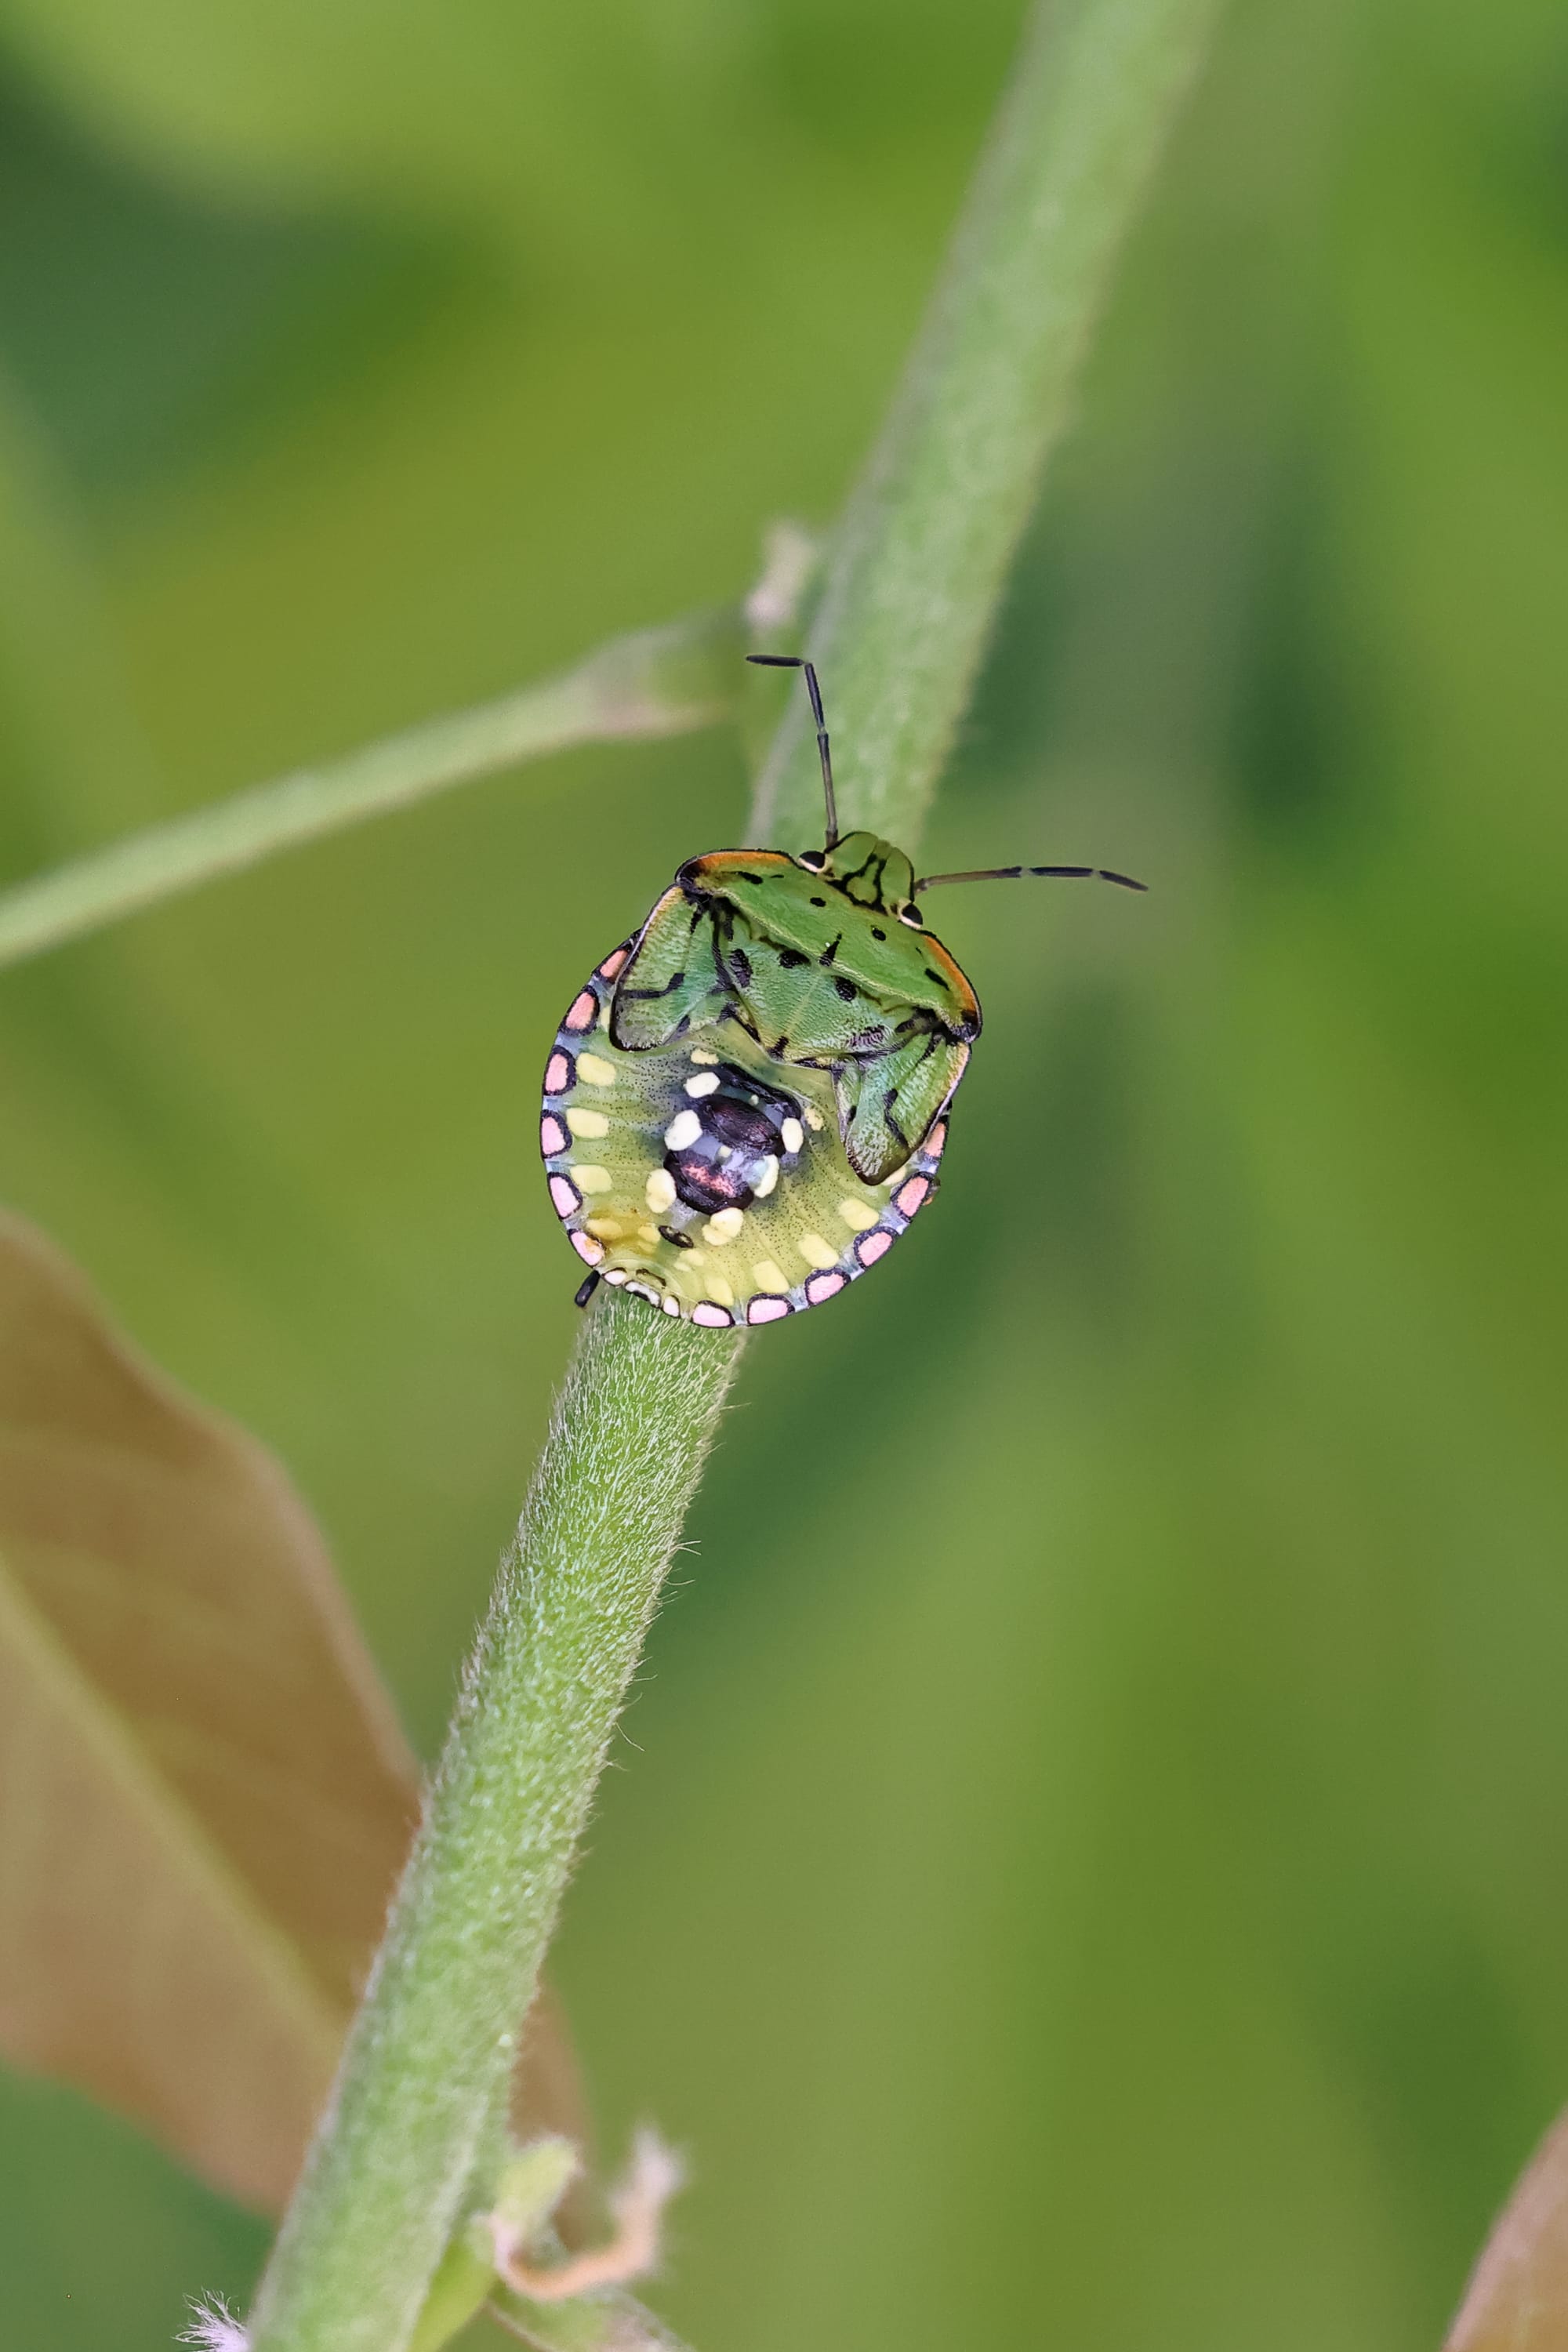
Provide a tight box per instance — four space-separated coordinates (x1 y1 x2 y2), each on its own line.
541 656 1145 1329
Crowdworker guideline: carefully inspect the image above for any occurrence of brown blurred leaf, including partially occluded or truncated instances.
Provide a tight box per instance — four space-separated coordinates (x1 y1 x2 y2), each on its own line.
1446 2107 1568 2350
0 1207 584 2213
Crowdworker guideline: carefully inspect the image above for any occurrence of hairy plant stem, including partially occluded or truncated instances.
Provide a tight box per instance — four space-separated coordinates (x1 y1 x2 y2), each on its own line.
756 0 1223 849
247 1305 740 2352
245 2 1221 2344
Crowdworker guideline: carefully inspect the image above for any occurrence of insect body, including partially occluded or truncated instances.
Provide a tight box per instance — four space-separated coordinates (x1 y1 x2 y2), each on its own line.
542 659 1143 1327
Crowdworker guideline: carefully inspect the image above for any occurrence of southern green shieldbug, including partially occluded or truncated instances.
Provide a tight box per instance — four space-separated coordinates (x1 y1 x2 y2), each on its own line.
541 657 1144 1328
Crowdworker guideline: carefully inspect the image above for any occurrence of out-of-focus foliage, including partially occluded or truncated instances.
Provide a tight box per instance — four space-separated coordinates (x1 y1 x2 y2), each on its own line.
0 1206 416 2213
0 1208 585 2223
0 0 1563 2345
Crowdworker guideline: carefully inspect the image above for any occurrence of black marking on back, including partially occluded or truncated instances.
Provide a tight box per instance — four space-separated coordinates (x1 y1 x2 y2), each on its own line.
720 1000 762 1044
837 844 885 898
621 968 687 999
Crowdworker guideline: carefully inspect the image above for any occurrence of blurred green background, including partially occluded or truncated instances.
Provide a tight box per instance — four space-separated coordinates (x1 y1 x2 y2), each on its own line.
2 0 1566 2344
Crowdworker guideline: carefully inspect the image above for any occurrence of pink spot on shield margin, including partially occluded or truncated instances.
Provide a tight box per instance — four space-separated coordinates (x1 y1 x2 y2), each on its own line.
895 1175 930 1218
570 1230 604 1265
549 1174 581 1218
540 1114 568 1157
691 1301 733 1327
544 1051 572 1094
747 1295 791 1324
855 1229 894 1269
562 989 598 1033
804 1271 846 1305
926 1121 948 1160
597 946 630 980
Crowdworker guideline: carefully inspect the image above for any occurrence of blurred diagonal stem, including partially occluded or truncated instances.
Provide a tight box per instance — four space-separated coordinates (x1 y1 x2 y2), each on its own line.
244 2 1222 2347
0 610 742 972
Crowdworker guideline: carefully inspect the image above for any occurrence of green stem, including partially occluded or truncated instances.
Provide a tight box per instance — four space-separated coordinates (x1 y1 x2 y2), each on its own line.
0 609 738 973
245 2 1221 2344
756 0 1223 848
246 1302 742 2352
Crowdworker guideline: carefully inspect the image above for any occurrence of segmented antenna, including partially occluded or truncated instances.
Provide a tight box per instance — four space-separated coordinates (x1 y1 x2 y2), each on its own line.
914 863 1148 893
746 654 838 847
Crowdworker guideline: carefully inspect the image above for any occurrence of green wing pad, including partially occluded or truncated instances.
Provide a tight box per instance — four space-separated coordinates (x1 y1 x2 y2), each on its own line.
540 943 953 1327
608 885 730 1049
840 1027 970 1185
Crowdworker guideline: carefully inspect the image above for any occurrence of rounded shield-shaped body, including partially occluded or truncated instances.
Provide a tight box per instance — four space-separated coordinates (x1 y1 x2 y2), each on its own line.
540 942 950 1327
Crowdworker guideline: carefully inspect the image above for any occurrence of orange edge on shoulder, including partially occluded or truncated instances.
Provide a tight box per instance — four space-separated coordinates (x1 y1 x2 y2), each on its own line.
915 931 982 1036
682 849 797 882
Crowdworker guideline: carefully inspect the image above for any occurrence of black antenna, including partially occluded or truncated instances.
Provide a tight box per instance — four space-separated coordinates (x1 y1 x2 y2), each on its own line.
914 863 1148 894
746 654 837 847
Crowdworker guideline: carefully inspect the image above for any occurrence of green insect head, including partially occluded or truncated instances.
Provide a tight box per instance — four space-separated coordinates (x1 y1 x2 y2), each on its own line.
807 829 918 912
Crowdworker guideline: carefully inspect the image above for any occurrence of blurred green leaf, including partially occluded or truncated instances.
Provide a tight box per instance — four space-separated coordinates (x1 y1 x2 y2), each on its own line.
0 372 160 858
0 78 425 498
0 0 779 260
